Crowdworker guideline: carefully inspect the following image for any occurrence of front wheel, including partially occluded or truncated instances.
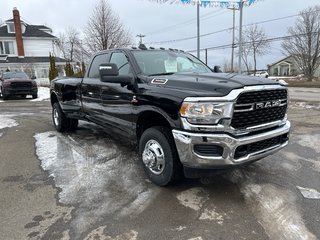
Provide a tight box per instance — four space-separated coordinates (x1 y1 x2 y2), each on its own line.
139 126 182 186
32 94 38 99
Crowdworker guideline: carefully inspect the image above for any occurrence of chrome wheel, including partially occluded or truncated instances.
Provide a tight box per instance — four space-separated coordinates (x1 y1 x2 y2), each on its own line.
53 108 59 126
142 139 165 175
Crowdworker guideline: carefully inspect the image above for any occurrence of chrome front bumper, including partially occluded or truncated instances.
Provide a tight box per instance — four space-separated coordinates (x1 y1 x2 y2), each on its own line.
172 121 291 169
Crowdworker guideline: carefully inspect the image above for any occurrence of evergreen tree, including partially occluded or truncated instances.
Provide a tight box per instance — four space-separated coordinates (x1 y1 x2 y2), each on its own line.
49 53 58 81
64 62 74 77
81 62 86 75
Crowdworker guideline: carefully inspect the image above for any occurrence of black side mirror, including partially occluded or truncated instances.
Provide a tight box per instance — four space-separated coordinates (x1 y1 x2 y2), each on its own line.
213 66 222 72
31 76 36 80
213 65 222 73
99 63 133 85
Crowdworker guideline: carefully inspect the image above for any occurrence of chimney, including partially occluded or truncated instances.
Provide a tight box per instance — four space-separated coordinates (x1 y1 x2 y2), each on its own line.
13 7 25 57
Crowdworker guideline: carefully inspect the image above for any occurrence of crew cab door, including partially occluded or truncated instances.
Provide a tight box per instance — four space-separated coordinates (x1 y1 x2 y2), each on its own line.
99 51 136 139
81 53 109 122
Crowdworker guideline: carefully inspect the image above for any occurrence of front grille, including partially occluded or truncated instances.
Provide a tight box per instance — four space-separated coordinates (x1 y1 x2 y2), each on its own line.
10 82 32 89
234 133 288 159
194 144 223 157
231 89 287 129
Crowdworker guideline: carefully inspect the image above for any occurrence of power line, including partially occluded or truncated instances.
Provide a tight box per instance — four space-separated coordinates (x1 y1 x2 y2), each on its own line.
145 9 320 45
187 32 319 52
145 8 227 36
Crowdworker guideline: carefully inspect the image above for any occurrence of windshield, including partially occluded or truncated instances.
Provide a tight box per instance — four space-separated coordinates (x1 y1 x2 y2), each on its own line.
132 50 212 76
2 72 29 80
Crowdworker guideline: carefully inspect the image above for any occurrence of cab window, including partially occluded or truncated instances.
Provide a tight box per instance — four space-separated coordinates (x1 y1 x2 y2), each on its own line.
88 54 108 78
109 52 131 75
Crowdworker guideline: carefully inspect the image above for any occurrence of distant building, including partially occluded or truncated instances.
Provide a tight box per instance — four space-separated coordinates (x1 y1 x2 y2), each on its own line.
0 8 69 78
268 55 320 78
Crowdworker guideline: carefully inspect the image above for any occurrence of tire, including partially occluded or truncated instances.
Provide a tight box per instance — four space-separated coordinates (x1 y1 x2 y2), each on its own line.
139 126 182 186
32 94 38 99
52 102 70 132
2 94 9 100
69 119 79 131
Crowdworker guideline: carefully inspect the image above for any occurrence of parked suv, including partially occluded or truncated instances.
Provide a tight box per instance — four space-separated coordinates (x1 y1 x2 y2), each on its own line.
0 72 38 100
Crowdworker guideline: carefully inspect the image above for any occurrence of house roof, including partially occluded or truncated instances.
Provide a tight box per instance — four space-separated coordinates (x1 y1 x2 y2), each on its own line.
0 56 68 64
0 24 56 38
268 56 294 67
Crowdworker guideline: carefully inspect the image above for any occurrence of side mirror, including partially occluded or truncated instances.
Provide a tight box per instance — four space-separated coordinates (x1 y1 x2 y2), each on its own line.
31 76 36 80
213 65 222 73
99 63 133 85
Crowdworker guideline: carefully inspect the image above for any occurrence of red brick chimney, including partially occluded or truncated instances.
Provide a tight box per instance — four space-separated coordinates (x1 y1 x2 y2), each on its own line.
13 7 25 57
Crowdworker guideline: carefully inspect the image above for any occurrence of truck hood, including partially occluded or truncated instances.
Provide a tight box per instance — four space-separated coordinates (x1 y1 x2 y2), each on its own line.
147 72 280 97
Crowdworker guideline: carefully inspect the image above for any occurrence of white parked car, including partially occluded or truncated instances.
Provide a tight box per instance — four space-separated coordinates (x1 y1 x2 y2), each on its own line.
250 71 269 78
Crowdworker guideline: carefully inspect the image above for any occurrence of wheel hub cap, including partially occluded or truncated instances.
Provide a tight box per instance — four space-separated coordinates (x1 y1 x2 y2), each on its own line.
53 109 59 126
142 140 165 175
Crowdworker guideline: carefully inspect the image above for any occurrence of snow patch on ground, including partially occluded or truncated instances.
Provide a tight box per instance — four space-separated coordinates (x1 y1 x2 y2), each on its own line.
172 226 187 232
0 115 18 129
297 186 320 200
199 208 224 225
296 134 320 153
290 102 320 110
30 87 50 101
188 237 203 240
176 188 226 225
176 188 209 211
84 226 138 240
34 131 158 238
226 170 316 240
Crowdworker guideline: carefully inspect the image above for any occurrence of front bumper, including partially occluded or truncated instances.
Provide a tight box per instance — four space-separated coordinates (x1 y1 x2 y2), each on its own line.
2 88 37 96
172 121 290 169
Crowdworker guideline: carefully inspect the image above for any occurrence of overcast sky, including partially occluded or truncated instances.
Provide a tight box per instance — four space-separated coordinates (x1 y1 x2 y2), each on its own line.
1 0 320 69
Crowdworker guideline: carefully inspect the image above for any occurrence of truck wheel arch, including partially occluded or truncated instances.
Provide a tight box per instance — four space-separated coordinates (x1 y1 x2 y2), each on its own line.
51 92 59 106
136 111 173 142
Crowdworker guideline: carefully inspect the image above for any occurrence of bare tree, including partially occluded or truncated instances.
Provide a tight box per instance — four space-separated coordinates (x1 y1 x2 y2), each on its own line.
57 27 83 62
84 0 132 54
282 5 320 81
237 25 270 75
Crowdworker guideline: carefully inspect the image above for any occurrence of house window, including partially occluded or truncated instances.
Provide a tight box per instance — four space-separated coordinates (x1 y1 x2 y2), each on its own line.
7 23 15 33
0 41 15 55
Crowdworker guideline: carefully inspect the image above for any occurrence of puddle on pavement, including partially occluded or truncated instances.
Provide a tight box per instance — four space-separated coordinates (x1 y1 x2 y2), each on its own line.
34 129 159 238
225 168 317 240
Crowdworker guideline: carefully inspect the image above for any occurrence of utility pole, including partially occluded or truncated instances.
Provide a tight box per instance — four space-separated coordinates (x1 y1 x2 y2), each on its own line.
205 49 208 64
197 1 200 59
238 0 244 74
136 34 146 45
229 7 237 73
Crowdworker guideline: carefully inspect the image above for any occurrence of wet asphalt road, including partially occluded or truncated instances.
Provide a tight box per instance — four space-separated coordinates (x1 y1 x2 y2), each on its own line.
0 93 319 240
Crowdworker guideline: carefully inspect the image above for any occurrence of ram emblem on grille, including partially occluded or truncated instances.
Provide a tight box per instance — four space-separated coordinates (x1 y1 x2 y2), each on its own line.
255 100 282 110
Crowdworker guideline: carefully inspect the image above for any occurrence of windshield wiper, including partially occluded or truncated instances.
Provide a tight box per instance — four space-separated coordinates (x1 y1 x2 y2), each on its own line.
148 72 176 76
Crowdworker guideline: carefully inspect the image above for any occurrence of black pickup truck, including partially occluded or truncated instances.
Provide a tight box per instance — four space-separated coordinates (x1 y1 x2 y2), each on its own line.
50 46 290 186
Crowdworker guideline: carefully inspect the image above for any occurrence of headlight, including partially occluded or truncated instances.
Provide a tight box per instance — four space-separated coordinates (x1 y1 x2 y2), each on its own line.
180 101 233 125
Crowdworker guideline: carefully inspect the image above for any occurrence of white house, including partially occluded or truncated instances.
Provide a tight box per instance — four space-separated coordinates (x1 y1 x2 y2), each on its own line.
268 55 320 78
0 8 69 79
